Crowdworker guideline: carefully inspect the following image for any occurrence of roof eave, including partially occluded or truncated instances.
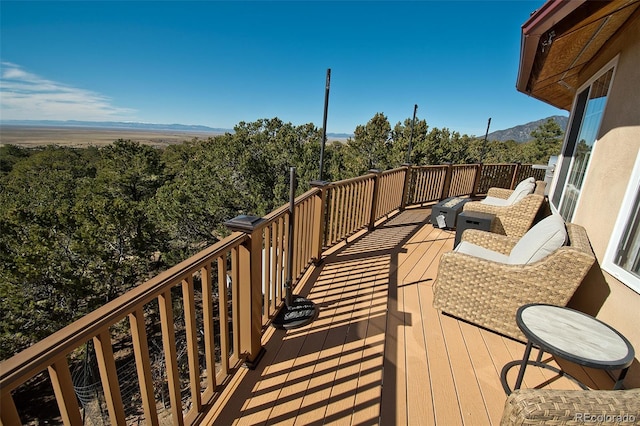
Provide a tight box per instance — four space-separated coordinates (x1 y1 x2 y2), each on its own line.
516 0 588 96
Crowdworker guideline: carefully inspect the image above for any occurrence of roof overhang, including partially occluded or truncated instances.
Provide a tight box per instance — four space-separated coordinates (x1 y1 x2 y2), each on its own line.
517 0 640 110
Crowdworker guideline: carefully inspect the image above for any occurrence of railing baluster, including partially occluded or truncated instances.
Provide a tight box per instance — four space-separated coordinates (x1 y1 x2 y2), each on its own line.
182 276 202 412
264 225 272 321
48 358 83 425
368 170 381 230
0 391 21 426
230 246 241 366
344 183 352 236
217 256 230 378
310 181 328 264
338 184 347 239
328 186 337 245
359 180 367 228
201 263 217 391
349 182 357 232
93 329 127 426
129 306 160 426
295 202 303 278
305 198 313 267
158 290 184 426
275 218 284 306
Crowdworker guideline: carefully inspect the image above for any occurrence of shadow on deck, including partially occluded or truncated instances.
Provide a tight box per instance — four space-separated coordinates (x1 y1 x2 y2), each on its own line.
203 206 614 426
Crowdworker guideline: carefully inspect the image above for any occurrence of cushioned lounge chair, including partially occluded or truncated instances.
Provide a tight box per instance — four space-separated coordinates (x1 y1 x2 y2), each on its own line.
481 177 537 206
462 178 547 238
433 214 596 342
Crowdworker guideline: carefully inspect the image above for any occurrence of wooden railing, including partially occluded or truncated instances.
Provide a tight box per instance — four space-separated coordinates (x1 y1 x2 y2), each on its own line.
0 162 545 425
0 233 250 425
372 168 407 225
324 174 375 247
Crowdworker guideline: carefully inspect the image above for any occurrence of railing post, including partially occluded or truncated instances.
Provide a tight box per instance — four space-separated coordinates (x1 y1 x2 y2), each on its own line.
510 162 522 189
400 163 412 210
310 180 330 265
368 169 381 231
440 162 453 200
471 163 483 197
224 215 266 369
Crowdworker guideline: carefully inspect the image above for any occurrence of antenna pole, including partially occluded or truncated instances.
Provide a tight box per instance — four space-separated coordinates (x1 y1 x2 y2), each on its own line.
405 104 418 163
318 68 331 181
480 117 491 162
285 167 296 307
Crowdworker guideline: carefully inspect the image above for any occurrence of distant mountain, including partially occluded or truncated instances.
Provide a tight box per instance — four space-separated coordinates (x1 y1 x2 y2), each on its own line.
486 115 569 143
0 119 354 139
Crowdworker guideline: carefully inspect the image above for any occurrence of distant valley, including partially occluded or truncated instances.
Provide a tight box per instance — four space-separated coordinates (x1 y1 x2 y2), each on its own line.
0 116 568 147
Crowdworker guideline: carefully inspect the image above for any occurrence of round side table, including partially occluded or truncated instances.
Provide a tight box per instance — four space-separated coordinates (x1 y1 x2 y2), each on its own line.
501 303 635 395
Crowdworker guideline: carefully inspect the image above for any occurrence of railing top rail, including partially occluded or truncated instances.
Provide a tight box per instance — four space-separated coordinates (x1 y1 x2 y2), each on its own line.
379 166 407 176
326 173 376 188
261 187 320 224
451 164 479 168
409 164 449 170
0 231 248 392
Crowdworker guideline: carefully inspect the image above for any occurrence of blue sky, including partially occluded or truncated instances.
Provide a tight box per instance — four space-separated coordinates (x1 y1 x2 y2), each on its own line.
1 1 565 136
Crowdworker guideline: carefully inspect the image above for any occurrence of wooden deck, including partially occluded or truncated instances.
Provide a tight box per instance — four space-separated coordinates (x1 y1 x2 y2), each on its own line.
203 206 612 426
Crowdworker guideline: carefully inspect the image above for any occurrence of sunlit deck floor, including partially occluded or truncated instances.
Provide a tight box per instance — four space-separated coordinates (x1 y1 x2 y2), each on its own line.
204 206 614 426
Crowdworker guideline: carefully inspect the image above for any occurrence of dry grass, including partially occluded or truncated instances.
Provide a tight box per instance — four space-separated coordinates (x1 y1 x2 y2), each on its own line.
0 125 225 148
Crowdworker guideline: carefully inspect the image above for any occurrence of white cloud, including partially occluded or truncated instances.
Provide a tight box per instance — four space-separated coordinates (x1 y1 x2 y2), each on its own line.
0 62 136 121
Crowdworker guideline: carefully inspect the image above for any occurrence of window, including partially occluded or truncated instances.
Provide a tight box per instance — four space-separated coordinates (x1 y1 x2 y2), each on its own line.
551 66 615 221
604 152 640 294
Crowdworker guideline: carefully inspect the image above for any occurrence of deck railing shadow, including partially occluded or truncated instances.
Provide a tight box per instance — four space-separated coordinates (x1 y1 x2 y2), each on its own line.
0 162 544 425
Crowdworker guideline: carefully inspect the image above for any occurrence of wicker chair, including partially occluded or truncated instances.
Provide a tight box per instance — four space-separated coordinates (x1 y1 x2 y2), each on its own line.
486 179 547 199
501 388 640 425
463 181 547 238
432 221 595 342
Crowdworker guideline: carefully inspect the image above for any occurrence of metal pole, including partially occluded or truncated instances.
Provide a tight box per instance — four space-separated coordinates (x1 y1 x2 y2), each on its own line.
285 166 296 307
318 68 331 181
480 117 491 162
272 165 317 330
405 104 418 163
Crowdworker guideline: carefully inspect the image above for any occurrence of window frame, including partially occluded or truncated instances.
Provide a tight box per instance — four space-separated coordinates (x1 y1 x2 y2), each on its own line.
549 58 618 220
603 151 640 294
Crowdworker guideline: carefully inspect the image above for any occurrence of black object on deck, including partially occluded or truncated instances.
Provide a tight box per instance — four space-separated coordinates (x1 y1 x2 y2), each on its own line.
272 167 318 330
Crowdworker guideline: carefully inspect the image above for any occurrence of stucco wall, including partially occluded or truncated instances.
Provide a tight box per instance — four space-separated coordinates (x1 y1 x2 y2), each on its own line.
569 12 640 388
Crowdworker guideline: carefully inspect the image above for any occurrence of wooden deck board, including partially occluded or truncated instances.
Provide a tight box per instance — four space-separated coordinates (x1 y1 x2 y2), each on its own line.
205 206 608 426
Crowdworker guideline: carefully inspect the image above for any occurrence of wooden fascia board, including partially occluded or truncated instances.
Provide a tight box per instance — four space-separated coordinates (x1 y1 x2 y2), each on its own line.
517 0 587 95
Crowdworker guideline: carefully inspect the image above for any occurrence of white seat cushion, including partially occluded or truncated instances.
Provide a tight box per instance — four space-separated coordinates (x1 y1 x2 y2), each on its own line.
509 214 567 264
455 241 510 263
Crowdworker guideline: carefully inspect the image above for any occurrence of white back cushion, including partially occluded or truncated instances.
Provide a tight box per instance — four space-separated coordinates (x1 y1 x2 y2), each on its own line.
505 177 536 205
509 214 567 264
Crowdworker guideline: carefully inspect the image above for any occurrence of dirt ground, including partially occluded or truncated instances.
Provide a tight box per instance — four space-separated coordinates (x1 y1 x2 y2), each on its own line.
0 125 225 148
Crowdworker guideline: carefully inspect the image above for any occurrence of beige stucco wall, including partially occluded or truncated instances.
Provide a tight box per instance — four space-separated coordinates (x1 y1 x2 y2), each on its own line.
567 12 640 388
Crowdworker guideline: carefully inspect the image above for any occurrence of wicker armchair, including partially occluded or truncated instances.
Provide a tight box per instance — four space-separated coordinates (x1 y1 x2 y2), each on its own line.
487 180 547 199
501 388 640 425
432 222 595 341
463 181 547 238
